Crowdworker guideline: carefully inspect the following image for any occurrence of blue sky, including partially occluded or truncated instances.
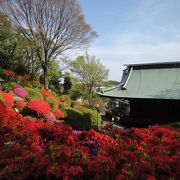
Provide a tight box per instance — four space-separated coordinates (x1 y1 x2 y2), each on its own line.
78 0 180 81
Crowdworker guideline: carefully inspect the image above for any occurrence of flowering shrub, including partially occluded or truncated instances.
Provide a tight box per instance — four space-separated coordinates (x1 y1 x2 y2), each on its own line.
39 89 52 98
0 92 14 106
20 75 31 81
45 96 59 109
45 115 56 123
3 70 16 77
13 87 28 99
25 87 43 100
16 100 25 109
53 108 65 119
14 85 23 89
27 100 50 117
0 101 179 179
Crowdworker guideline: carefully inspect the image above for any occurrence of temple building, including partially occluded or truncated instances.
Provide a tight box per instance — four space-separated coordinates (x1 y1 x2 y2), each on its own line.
98 61 180 127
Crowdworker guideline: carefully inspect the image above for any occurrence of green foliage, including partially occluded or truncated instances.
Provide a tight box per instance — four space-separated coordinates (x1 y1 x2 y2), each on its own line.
48 61 62 94
89 97 106 112
65 107 91 130
171 122 180 128
0 67 4 77
0 94 3 101
45 97 58 109
51 91 57 97
65 106 101 130
70 54 109 100
71 81 86 100
78 107 102 127
1 82 18 92
25 87 43 100
2 82 13 92
59 95 71 106
31 81 40 88
0 12 12 41
63 76 72 95
0 13 40 78
0 31 27 71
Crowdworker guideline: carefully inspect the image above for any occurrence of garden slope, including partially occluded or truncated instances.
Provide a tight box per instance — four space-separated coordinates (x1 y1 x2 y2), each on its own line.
0 101 180 179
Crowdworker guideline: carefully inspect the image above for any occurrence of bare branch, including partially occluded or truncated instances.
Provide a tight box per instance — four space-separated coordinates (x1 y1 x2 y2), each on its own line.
1 0 97 88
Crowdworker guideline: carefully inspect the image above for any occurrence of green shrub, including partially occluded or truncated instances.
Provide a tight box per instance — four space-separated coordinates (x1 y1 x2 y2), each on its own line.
59 95 71 106
171 122 180 128
65 107 91 130
51 91 57 97
25 87 43 100
0 68 4 77
0 94 3 101
31 81 40 88
78 107 102 127
2 82 13 92
65 107 102 130
45 96 59 109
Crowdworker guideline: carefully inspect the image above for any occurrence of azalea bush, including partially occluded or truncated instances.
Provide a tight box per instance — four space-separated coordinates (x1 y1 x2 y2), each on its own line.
0 92 14 106
53 108 65 119
3 70 30 82
25 87 43 100
13 86 28 99
27 99 51 117
45 96 59 109
1 82 14 92
39 89 52 99
15 100 26 110
45 115 56 123
0 100 179 180
3 69 16 77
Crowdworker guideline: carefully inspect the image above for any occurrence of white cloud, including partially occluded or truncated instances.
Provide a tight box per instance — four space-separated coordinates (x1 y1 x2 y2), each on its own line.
87 33 180 81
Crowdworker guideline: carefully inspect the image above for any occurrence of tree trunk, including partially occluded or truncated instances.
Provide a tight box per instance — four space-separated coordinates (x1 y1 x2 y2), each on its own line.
43 66 49 89
88 87 92 104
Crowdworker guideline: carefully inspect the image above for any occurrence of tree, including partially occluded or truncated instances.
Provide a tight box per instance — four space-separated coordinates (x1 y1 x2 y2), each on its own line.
0 12 11 41
1 0 97 89
70 54 109 101
63 75 72 95
0 13 26 72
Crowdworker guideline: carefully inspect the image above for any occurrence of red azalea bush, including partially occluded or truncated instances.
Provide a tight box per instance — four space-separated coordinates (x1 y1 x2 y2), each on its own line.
3 70 16 77
0 92 14 106
16 100 26 109
27 100 50 117
0 101 179 179
18 75 31 81
53 108 65 119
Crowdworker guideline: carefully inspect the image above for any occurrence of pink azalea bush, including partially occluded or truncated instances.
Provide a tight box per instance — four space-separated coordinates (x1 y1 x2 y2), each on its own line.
46 115 56 123
13 87 28 98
